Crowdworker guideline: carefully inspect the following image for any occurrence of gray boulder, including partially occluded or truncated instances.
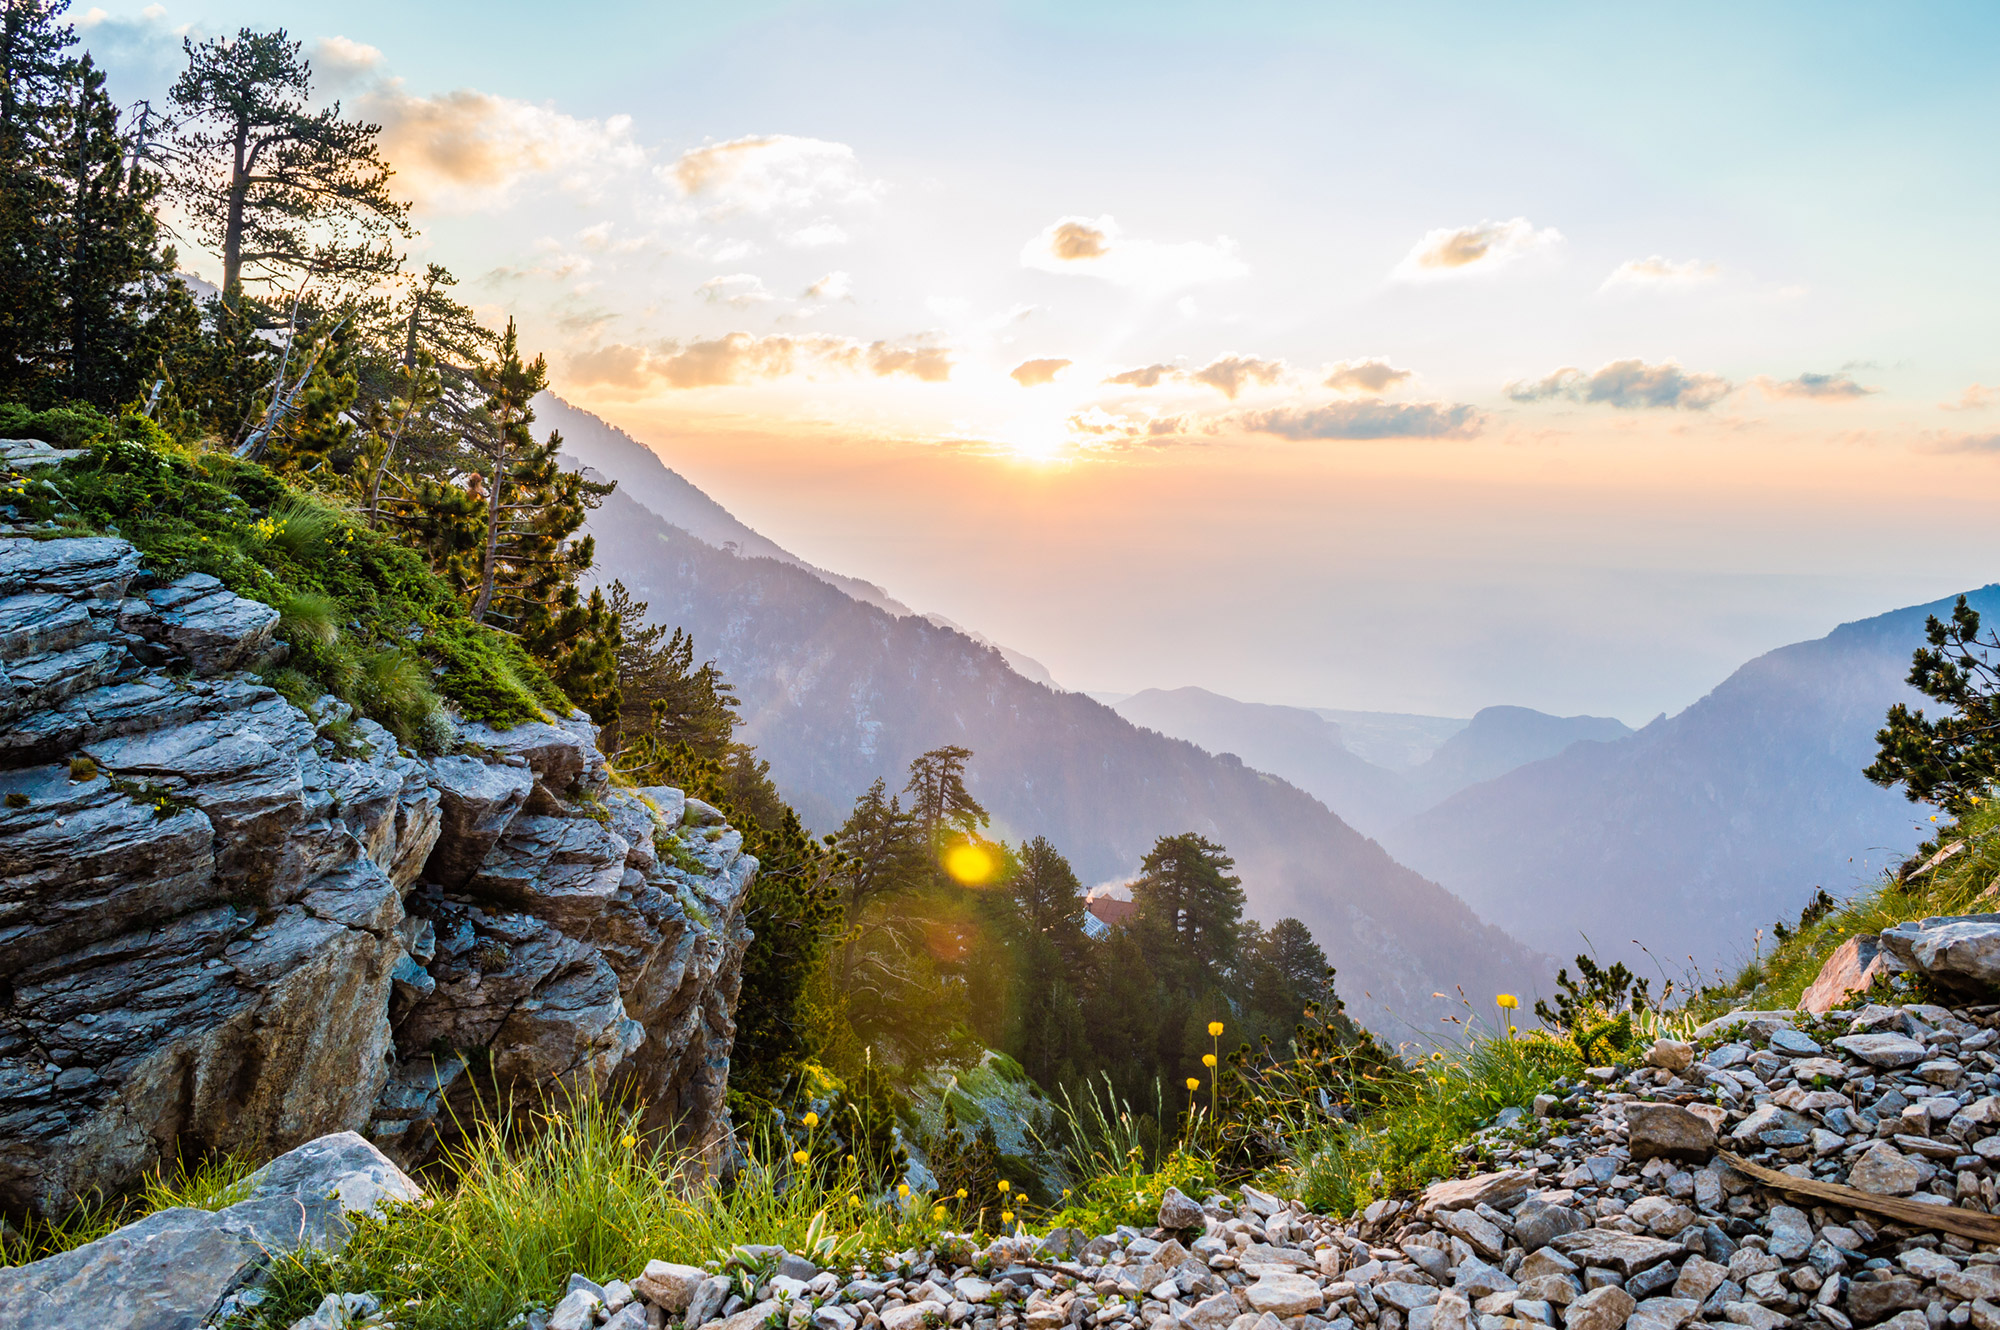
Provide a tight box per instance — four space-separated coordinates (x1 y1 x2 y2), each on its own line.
0 1131 418 1330
1880 914 2000 992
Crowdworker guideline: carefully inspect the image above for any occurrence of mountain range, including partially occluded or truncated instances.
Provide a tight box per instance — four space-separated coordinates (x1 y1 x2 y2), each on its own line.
553 393 1980 1008
550 397 1549 1030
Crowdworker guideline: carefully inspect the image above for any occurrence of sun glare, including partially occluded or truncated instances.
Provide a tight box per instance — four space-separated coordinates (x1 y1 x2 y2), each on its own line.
943 841 998 885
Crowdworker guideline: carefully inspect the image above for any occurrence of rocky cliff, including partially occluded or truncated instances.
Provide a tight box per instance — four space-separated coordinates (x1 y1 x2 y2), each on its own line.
0 535 755 1220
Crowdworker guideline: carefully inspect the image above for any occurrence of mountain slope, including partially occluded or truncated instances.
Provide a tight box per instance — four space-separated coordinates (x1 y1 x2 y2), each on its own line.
536 393 915 617
1114 687 1418 838
1380 589 2000 970
1403 706 1632 805
572 464 1550 1028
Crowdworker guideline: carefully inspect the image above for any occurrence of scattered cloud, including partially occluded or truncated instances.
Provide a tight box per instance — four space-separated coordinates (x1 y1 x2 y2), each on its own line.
1393 217 1562 280
802 271 852 301
1944 384 1997 412
784 219 849 247
665 135 878 216
1600 256 1719 291
1323 358 1412 395
1507 359 1733 410
697 273 773 308
1021 214 1248 292
1099 354 1287 397
866 343 953 382
1753 371 1876 401
1104 363 1176 388
1935 433 2000 455
364 82 644 209
1010 358 1071 387
1241 401 1483 440
566 333 951 390
1191 355 1286 399
311 35 382 89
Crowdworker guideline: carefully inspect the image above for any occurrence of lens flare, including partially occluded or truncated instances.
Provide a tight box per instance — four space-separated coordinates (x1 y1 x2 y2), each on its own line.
944 841 997 885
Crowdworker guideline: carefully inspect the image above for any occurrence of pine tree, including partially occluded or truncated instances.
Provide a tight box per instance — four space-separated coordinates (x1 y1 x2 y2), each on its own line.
1867 595 2000 815
601 580 738 756
46 54 181 408
903 744 987 855
1131 831 1245 980
468 318 544 623
0 0 72 399
167 27 407 308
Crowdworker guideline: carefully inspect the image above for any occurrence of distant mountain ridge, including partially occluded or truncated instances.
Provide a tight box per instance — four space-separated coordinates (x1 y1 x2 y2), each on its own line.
1114 688 1630 839
552 397 1551 1028
1378 589 2000 971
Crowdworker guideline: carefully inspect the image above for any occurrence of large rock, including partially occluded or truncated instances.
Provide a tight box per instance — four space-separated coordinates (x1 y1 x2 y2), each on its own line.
1799 933 1906 1015
1551 1230 1687 1277
0 536 756 1212
0 1132 418 1330
1420 1169 1537 1214
1880 915 2000 993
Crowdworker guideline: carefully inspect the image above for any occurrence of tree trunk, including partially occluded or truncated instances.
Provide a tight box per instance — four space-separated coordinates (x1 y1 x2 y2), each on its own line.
221 118 249 306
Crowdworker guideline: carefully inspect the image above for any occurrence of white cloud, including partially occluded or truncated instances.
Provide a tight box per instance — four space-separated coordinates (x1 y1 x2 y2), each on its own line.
1011 358 1071 387
665 135 879 216
1392 217 1563 280
1323 358 1412 394
1600 256 1720 291
1507 358 1733 410
311 36 382 90
803 271 852 301
1751 371 1876 401
785 220 850 248
1242 401 1483 440
1021 215 1248 293
363 82 645 210
567 333 951 390
697 273 774 308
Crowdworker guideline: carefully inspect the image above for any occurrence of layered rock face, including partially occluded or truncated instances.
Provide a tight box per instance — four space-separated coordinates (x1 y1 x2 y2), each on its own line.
0 536 754 1219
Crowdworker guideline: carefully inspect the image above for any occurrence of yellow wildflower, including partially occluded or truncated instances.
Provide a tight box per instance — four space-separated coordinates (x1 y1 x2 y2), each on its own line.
898 1183 910 1198
1207 1021 1224 1037
956 1188 968 1199
997 1180 1010 1193
621 1134 637 1149
1202 1053 1216 1068
1496 994 1519 1010
1186 1077 1200 1091
802 1111 818 1128
793 1150 810 1166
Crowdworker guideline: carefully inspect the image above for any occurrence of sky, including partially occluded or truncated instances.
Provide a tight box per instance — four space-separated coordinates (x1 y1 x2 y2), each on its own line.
76 1 2000 722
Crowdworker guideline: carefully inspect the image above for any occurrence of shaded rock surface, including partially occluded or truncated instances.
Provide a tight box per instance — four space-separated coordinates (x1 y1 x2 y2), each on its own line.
0 536 755 1219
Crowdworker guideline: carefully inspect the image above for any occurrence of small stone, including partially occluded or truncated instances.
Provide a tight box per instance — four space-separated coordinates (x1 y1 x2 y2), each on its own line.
1833 1033 1928 1069
1625 1299 1699 1330
1181 1293 1241 1330
1439 1208 1508 1260
882 1303 949 1330
551 1287 605 1330
1160 1187 1205 1231
1624 1197 1696 1238
1721 1304 1788 1330
1628 1105 1719 1164
1551 1232 1687 1278
1423 1171 1539 1215
1768 1028 1823 1056
1847 1278 1925 1323
1646 1041 1696 1072
1563 1286 1636 1330
637 1262 711 1312
780 1254 822 1282
1848 1144 1928 1196
1513 1202 1589 1252
1764 1206 1812 1261
1246 1273 1324 1318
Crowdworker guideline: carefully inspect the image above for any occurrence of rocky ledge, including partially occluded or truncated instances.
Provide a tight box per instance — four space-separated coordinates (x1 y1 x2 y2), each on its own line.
0 536 756 1219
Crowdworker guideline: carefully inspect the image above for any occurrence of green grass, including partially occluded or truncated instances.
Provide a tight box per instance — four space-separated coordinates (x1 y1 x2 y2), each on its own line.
244 1090 1001 1330
0 407 565 741
1697 798 2000 1014
0 1152 258 1267
1283 1030 1581 1217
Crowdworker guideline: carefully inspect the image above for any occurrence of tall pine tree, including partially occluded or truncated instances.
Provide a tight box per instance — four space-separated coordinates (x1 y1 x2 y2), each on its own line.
0 0 71 399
